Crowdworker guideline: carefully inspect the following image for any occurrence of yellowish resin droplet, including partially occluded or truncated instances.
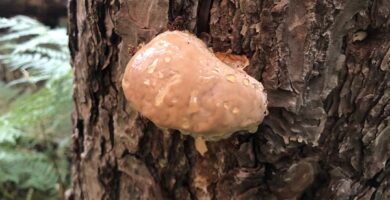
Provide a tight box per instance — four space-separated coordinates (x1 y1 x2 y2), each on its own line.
225 74 236 82
165 57 171 63
248 125 258 133
195 137 208 156
144 79 150 85
182 121 190 129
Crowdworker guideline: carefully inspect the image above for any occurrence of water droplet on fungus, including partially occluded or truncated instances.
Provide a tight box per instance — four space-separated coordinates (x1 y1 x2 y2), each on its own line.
225 74 236 82
212 67 222 75
147 59 158 74
232 107 240 114
189 92 200 113
154 74 181 106
243 78 250 86
223 102 230 110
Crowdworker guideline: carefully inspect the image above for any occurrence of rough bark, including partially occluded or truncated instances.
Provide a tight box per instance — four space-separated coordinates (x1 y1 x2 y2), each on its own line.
68 0 390 199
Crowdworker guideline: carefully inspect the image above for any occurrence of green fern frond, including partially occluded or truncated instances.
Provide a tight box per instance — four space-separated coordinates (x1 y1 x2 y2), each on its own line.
0 15 70 85
2 72 72 139
0 73 71 194
6 74 51 86
0 147 58 191
0 121 21 144
0 52 69 82
0 16 42 30
0 16 71 197
0 16 47 42
0 27 47 42
0 81 20 112
12 29 67 53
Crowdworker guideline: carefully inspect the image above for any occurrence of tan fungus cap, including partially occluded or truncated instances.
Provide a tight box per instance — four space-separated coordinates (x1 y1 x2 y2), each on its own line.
122 31 267 141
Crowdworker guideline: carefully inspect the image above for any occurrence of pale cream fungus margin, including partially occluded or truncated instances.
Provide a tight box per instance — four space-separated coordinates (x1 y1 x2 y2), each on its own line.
122 31 268 155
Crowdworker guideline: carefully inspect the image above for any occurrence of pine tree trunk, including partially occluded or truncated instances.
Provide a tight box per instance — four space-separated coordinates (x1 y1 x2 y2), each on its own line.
68 0 390 199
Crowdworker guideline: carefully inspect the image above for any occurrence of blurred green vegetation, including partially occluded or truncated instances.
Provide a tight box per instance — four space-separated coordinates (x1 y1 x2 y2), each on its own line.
0 16 72 200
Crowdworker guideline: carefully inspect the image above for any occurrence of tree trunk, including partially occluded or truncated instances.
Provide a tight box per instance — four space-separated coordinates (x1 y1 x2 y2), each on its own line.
68 0 390 199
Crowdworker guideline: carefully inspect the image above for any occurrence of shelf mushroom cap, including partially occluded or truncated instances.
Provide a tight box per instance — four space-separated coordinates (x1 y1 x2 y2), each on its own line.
122 31 267 141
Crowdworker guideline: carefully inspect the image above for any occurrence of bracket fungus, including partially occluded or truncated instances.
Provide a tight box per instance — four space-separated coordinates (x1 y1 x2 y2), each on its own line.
122 31 267 153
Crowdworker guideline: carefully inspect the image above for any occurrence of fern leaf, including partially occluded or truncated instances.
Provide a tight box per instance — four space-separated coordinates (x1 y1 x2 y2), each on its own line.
0 27 47 42
0 121 22 144
0 15 70 85
0 16 42 30
0 16 71 197
0 147 58 191
3 72 72 139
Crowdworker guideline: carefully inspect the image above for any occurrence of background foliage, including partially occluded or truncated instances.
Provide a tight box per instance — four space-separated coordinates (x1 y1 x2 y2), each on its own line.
0 16 71 200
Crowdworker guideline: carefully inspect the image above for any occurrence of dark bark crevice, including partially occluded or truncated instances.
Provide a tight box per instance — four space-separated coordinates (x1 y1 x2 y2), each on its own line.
68 0 78 59
195 0 213 35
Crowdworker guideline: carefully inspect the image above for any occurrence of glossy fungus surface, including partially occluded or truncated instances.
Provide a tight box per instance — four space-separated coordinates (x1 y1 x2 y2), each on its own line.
122 31 267 141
